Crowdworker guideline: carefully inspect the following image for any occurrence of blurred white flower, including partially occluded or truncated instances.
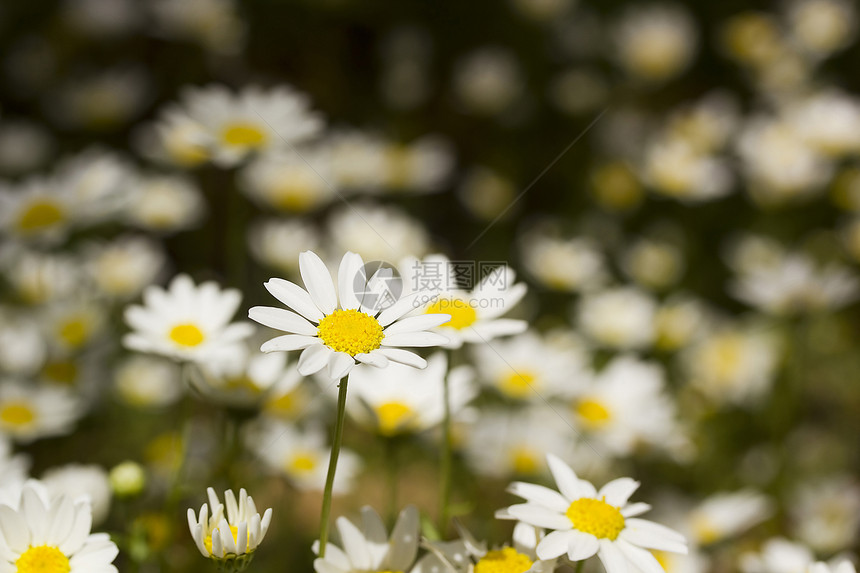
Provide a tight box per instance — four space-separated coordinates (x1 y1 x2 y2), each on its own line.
125 173 206 233
326 203 431 262
577 286 657 350
240 148 335 213
519 230 608 293
740 538 816 573
0 120 53 175
787 90 860 157
1 250 82 304
114 354 184 408
453 48 524 116
510 0 575 21
50 67 152 131
654 296 711 352
42 463 112 525
622 238 685 291
688 490 773 546
56 148 136 224
346 352 476 436
0 308 46 375
458 166 516 221
0 178 77 244
786 0 857 58
61 0 142 37
249 218 322 275
790 476 860 553
642 137 733 202
41 298 107 354
381 136 454 194
123 274 254 364
83 236 165 299
327 130 387 191
246 420 360 493
613 5 698 82
0 382 82 443
0 434 29 488
150 0 247 55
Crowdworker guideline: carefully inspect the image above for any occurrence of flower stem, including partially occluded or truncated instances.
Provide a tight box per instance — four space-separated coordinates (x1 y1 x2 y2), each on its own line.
385 436 400 525
575 561 584 573
438 372 452 535
318 376 349 558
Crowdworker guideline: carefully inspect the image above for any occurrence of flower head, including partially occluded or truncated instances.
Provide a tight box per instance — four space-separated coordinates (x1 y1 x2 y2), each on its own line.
187 487 273 566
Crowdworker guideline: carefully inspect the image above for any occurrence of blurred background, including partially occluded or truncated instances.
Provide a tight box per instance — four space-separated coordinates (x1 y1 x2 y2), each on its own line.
1 0 860 571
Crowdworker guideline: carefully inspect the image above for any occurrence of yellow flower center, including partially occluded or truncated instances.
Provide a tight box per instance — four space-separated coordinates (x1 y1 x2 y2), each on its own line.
385 145 411 189
425 298 477 330
204 525 251 555
42 360 79 385
221 123 267 148
474 547 533 573
169 323 205 347
691 515 721 545
575 399 611 429
499 371 536 398
58 317 90 348
565 498 625 540
287 451 317 474
375 401 414 435
316 309 384 356
15 545 70 573
17 201 65 232
510 447 539 475
0 402 36 427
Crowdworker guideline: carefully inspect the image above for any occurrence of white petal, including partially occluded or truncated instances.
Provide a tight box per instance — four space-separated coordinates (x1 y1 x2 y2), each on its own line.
359 507 388 569
337 252 365 311
615 539 664 573
249 306 317 335
546 454 582 501
597 539 629 573
381 331 449 348
336 517 372 570
599 478 640 507
507 482 570 513
535 531 573 560
566 531 600 561
236 522 248 554
376 348 426 368
261 334 319 353
355 352 389 368
621 519 687 552
506 504 573 531
298 344 332 375
327 352 355 380
264 278 324 322
376 292 430 327
383 314 452 337
0 505 28 553
620 503 651 518
388 506 419 571
300 251 338 315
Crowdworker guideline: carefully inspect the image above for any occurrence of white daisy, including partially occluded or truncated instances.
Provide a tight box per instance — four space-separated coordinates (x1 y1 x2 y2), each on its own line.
239 147 335 213
688 490 773 546
0 382 82 443
326 203 431 263
83 235 166 299
248 250 450 380
123 274 254 364
313 506 419 573
345 351 476 436
739 538 816 573
452 48 524 116
2 250 82 305
380 136 453 194
576 286 657 350
124 173 205 234
0 479 119 573
171 84 324 167
55 147 135 224
248 218 321 276
613 5 698 82
790 476 860 553
0 308 46 376
113 354 184 408
0 178 77 244
0 435 29 489
187 487 273 562
497 454 687 571
246 420 360 493
518 230 608 293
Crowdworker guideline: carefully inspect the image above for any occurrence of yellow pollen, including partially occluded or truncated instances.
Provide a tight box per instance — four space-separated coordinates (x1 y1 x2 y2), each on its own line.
204 525 251 555
169 323 205 347
15 545 70 573
576 399 611 429
565 498 625 540
58 318 90 348
425 298 477 330
0 402 36 427
316 309 384 356
18 201 65 232
499 371 536 398
42 360 78 385
375 401 414 435
510 447 539 475
288 451 317 473
474 547 533 573
221 123 267 147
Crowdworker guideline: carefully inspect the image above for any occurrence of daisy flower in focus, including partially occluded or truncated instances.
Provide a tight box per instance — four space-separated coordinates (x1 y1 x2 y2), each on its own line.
166 84 324 167
497 454 687 570
249 250 450 380
345 351 476 436
0 480 119 573
406 256 528 348
0 382 82 443
123 274 254 364
418 521 556 573
313 506 419 573
188 487 272 565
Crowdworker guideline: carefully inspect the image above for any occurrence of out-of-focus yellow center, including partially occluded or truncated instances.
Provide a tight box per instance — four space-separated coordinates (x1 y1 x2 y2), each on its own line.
169 323 205 347
317 309 383 356
42 360 79 385
221 123 267 147
510 447 539 475
288 451 317 474
58 317 90 348
375 401 414 435
425 298 476 330
566 497 626 540
0 402 36 427
576 399 611 428
499 371 536 398
691 516 721 545
474 547 533 573
15 545 70 573
18 201 65 232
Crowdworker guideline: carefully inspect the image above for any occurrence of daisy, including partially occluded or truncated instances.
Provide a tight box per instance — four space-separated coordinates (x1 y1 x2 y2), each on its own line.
248 250 450 380
419 521 556 573
239 147 336 213
576 286 657 351
83 235 166 299
114 354 184 408
249 218 321 276
123 274 254 364
613 5 698 82
124 173 205 234
497 454 687 571
518 229 608 293
790 476 860 553
380 136 453 194
187 487 273 563
0 480 119 573
313 506 419 573
0 382 82 443
688 490 773 546
326 203 431 262
407 256 528 348
170 84 324 167
245 420 360 493
739 538 817 573
345 351 476 436
0 178 77 244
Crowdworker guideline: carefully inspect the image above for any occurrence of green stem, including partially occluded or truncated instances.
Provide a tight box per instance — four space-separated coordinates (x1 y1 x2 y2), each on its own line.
385 436 400 526
318 376 349 558
575 561 584 573
438 372 452 535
